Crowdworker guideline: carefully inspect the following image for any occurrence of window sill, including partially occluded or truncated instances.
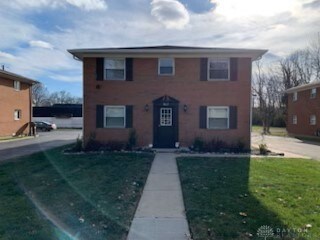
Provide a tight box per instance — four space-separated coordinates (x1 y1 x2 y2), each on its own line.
206 128 230 130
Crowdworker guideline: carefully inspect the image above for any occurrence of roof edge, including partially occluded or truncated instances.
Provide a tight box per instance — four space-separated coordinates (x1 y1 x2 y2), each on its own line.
285 81 320 93
68 45 268 61
0 69 39 85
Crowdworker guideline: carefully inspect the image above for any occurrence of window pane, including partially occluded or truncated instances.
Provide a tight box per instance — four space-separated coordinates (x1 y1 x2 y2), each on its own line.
209 118 228 129
160 58 173 67
105 59 125 69
106 117 124 127
208 108 228 118
106 107 124 117
210 69 228 79
106 69 125 80
210 61 228 70
160 67 173 74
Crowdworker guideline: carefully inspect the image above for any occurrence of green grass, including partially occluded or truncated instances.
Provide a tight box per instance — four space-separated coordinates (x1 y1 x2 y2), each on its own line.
177 157 320 240
0 147 154 240
252 125 288 137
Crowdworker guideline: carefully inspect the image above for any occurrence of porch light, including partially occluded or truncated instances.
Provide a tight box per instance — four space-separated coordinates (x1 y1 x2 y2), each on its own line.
144 104 149 112
183 104 188 112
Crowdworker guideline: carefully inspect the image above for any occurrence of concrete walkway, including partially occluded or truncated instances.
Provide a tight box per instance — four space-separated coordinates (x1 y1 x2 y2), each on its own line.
127 153 190 240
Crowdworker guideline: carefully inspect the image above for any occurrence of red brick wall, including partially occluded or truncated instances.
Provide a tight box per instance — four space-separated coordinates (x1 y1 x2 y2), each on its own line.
287 87 320 137
83 57 252 148
0 78 31 137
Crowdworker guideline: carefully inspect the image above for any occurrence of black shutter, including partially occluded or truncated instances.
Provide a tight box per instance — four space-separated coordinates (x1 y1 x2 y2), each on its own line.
96 105 104 128
229 106 237 129
96 58 104 81
230 58 238 81
200 58 208 81
199 106 207 129
126 105 133 128
126 58 133 81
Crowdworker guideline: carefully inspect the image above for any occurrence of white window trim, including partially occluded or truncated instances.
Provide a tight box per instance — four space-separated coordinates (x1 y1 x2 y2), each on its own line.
14 80 21 91
207 106 229 129
207 58 230 81
293 115 297 125
158 58 175 76
104 105 126 128
104 58 126 81
14 109 21 120
311 88 317 99
310 115 316 125
293 92 298 101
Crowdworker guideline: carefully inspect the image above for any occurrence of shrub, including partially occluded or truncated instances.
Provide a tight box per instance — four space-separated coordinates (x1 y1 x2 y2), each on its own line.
104 141 126 151
84 139 103 151
205 138 228 152
259 143 269 155
232 138 248 153
192 137 205 152
127 129 137 150
72 136 83 152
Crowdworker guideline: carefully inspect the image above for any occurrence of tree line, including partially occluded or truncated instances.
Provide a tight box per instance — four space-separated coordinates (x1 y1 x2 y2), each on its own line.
32 83 82 106
253 34 320 134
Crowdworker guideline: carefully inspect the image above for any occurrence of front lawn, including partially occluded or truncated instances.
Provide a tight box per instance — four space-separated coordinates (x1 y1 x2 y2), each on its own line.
252 125 288 137
0 147 154 240
177 157 320 240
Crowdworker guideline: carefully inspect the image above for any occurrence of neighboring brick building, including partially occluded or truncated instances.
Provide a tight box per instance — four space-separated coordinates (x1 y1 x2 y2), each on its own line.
286 82 320 138
0 69 38 137
68 46 266 149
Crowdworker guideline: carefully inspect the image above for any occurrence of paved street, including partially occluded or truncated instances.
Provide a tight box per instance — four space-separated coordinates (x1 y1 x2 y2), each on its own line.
0 130 82 162
252 132 320 160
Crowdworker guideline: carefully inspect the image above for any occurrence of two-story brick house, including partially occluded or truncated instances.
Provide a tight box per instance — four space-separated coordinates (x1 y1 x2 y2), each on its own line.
286 81 320 138
0 69 38 137
68 46 266 149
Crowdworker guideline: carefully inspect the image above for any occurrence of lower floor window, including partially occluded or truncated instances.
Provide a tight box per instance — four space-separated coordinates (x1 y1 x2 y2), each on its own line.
14 109 21 120
104 106 125 128
207 106 229 129
292 115 297 125
310 115 316 125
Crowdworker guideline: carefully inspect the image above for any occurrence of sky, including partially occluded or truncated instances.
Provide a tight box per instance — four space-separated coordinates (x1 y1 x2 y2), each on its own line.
0 0 319 97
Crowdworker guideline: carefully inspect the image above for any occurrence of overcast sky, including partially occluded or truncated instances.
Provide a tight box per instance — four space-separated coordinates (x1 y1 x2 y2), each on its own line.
0 0 319 97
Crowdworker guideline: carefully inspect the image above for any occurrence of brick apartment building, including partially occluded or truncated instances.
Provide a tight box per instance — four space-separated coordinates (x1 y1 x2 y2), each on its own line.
0 69 38 137
286 81 320 138
68 46 267 148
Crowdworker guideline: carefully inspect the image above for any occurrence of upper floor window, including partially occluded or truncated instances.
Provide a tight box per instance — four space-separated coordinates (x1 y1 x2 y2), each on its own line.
208 58 230 80
14 109 21 120
104 58 125 80
310 115 316 125
104 106 126 128
292 115 297 125
158 58 174 75
293 92 298 101
207 106 229 129
311 88 317 99
13 80 20 91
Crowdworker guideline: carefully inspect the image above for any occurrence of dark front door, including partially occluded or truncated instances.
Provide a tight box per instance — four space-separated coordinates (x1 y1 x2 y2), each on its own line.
153 96 179 148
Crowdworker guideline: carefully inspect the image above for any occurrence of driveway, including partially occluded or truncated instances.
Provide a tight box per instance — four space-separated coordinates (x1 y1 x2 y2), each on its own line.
252 132 320 160
0 130 82 162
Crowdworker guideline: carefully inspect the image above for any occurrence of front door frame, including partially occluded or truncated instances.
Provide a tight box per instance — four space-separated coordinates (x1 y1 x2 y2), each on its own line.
153 95 179 148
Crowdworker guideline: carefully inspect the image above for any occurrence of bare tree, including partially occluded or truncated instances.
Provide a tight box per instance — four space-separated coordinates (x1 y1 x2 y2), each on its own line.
32 83 49 106
309 33 320 80
253 61 283 134
48 90 82 105
279 49 313 89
